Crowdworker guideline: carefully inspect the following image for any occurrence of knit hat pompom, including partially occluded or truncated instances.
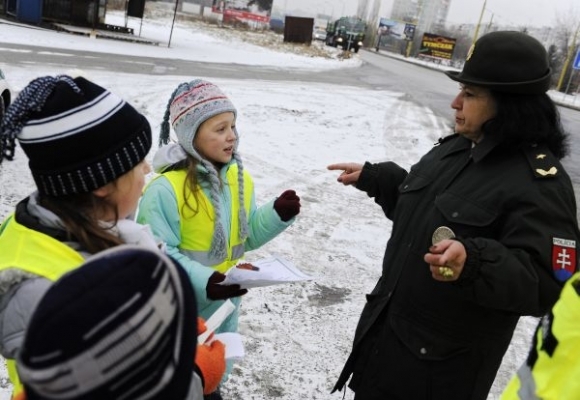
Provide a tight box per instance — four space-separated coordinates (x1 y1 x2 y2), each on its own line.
0 75 152 196
17 245 198 400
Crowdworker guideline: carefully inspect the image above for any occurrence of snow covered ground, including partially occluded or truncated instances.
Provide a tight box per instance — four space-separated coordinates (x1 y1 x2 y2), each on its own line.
0 6 549 400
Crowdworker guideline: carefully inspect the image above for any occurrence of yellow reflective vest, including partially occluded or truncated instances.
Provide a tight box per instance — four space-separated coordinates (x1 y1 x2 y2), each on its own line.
501 272 580 400
163 165 253 273
0 214 84 399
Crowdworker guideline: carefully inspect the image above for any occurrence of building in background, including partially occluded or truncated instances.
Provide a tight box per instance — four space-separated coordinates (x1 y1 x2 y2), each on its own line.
3 0 136 32
358 0 451 55
390 0 450 34
357 0 383 47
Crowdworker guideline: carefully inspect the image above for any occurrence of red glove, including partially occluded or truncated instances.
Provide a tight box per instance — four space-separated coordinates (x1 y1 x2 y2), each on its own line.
206 272 248 300
195 340 226 394
274 190 301 222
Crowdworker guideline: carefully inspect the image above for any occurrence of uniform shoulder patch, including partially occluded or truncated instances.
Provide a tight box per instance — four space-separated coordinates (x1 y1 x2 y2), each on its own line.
522 145 559 178
552 237 577 281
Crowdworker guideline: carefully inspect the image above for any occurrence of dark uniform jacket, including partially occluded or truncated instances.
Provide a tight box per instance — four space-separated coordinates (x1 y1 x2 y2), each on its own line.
334 134 580 400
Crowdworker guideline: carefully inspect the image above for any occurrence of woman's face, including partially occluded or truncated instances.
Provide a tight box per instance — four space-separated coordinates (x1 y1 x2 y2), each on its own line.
93 160 151 221
451 84 497 142
194 112 236 166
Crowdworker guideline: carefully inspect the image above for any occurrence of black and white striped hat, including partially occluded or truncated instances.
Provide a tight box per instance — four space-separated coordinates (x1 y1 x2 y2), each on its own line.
17 245 198 400
0 75 151 196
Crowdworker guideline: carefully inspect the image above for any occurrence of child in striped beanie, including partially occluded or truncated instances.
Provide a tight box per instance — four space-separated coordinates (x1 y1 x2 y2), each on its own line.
0 75 158 400
17 245 225 400
137 79 301 396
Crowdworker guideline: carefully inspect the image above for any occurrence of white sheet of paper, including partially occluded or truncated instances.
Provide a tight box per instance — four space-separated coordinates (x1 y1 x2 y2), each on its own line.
198 299 236 344
220 256 314 289
213 332 245 361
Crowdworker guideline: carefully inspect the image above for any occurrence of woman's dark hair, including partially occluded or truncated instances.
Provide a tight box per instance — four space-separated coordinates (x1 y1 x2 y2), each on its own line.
483 91 569 159
39 192 123 254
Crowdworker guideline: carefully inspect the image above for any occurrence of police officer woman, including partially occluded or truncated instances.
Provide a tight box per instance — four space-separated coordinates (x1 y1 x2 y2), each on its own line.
328 31 580 400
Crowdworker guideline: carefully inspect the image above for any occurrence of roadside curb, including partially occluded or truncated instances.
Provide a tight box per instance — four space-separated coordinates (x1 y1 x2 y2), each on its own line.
51 23 160 46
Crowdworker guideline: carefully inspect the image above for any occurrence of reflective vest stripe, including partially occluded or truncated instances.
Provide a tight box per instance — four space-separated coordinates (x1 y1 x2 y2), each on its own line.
0 214 84 398
181 243 245 266
513 365 540 399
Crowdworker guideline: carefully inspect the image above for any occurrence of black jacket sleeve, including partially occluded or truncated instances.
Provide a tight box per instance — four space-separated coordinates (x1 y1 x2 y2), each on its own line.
356 161 408 220
455 180 579 317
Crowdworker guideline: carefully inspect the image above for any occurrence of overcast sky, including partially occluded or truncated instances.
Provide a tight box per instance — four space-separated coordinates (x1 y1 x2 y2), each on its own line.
281 0 579 28
445 0 579 27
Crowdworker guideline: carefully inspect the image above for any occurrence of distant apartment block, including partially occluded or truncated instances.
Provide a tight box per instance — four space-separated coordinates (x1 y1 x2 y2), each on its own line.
391 0 450 33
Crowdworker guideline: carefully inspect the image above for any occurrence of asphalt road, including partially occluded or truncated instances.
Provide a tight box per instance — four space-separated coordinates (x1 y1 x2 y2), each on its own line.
1 41 579 214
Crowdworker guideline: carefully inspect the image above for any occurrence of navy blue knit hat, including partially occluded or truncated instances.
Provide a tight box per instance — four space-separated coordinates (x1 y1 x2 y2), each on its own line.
17 245 198 400
0 75 152 196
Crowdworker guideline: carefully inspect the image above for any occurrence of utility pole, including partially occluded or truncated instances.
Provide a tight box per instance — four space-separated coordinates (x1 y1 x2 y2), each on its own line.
124 0 129 28
485 13 494 35
405 0 424 57
557 23 580 91
168 0 179 48
472 0 487 45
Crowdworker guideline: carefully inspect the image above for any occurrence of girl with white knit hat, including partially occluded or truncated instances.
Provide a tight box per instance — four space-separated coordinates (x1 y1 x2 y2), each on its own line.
137 79 301 399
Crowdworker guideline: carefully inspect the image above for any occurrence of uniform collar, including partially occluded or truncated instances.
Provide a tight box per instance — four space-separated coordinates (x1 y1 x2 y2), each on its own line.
471 133 503 162
437 134 472 159
437 132 502 163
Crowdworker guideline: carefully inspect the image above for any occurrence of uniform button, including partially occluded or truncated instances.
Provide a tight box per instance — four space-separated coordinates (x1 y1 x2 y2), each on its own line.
420 347 427 354
452 212 459 218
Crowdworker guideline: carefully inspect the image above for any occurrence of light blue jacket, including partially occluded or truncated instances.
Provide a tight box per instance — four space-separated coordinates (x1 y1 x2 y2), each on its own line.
137 160 293 331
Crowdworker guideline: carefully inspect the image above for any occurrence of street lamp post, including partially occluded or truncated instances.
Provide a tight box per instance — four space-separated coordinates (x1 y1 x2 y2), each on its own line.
405 0 424 58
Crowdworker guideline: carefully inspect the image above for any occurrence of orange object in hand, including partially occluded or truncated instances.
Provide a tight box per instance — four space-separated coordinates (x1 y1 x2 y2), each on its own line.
197 317 207 335
195 340 226 394
197 316 214 342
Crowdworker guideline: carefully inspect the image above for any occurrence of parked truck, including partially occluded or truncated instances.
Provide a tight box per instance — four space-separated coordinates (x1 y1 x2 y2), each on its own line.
325 16 367 53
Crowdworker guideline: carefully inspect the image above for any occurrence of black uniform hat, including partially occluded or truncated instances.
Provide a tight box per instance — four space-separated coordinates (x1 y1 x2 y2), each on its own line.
445 31 551 94
17 245 198 400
